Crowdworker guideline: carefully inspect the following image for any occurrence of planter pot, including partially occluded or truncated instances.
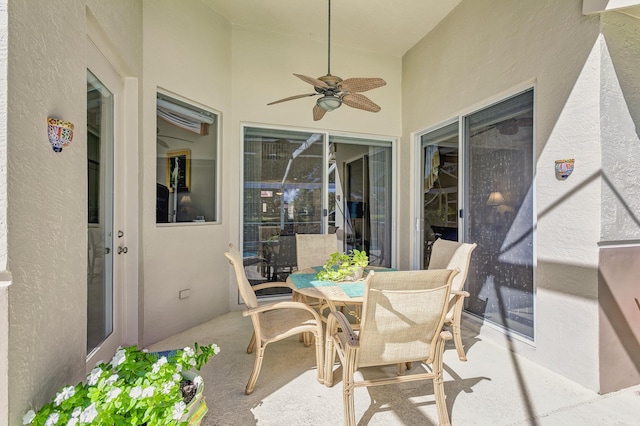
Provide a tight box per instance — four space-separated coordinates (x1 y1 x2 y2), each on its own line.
180 370 208 425
339 266 364 282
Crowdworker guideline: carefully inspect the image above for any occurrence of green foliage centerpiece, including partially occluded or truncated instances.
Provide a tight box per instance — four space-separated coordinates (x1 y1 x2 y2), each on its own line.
316 249 369 282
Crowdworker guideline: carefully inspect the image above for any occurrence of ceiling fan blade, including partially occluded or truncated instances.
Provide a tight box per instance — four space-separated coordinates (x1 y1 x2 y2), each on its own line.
267 93 318 106
339 78 386 93
294 73 330 89
342 93 381 113
313 105 327 121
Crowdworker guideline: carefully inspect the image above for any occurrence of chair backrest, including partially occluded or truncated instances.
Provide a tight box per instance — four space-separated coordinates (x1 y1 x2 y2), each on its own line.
427 239 477 291
258 225 280 242
295 233 339 270
356 269 458 367
225 243 259 309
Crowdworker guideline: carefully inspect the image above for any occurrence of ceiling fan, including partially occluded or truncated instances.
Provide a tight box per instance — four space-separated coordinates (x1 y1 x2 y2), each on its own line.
267 0 386 121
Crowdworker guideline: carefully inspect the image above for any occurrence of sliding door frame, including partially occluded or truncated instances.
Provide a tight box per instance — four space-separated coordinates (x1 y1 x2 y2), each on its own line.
239 123 398 283
412 81 537 343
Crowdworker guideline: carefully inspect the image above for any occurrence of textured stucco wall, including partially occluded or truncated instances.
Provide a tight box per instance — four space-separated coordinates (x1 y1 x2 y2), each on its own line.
598 9 640 393
7 1 142 424
600 11 640 241
0 0 8 420
141 0 232 346
402 0 603 389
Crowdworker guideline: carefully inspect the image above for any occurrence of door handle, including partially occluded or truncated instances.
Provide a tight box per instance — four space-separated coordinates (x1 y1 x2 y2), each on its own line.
117 246 128 254
104 247 111 254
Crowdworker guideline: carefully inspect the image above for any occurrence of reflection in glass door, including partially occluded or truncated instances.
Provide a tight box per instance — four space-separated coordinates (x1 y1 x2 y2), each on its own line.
242 128 394 299
341 144 392 267
420 122 459 268
464 89 534 339
243 127 324 296
87 70 115 355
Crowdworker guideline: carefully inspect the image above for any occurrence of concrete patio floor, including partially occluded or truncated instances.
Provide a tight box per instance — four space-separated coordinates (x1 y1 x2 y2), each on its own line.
147 311 640 425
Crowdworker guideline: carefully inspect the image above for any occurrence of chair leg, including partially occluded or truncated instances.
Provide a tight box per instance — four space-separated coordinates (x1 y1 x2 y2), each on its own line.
433 338 451 426
324 335 337 387
314 328 325 385
343 360 357 426
245 345 265 395
452 322 467 361
450 295 468 361
247 331 256 354
293 291 313 345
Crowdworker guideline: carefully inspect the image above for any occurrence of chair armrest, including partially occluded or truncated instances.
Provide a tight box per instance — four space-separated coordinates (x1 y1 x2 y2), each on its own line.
327 311 359 348
447 290 470 313
250 281 292 292
243 300 321 320
440 330 453 341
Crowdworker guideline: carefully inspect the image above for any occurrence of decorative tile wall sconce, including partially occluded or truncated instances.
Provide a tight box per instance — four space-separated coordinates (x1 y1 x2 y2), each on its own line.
47 117 74 152
555 158 574 180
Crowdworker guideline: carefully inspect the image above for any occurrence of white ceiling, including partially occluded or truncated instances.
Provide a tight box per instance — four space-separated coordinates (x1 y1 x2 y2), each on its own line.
200 0 462 57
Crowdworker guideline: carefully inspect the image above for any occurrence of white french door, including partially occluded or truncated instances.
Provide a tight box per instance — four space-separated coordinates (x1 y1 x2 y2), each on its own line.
86 40 127 368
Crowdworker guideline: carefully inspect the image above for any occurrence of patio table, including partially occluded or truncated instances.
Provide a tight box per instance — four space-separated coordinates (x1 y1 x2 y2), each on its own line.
286 266 396 318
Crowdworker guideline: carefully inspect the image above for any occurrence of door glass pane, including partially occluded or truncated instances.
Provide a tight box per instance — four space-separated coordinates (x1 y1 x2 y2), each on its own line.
464 89 534 339
243 127 324 296
420 122 459 268
87 70 114 353
331 137 392 268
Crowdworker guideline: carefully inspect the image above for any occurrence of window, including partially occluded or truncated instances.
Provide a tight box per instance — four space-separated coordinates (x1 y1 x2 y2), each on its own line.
156 93 219 224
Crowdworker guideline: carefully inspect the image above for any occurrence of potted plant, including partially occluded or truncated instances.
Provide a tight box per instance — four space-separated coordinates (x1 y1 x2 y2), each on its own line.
22 342 220 426
316 249 369 282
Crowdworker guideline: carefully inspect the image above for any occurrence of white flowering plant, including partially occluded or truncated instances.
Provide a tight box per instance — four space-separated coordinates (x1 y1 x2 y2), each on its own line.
23 342 220 426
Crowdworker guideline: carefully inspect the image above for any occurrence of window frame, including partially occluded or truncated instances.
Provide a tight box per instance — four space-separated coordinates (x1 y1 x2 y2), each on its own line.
155 89 221 225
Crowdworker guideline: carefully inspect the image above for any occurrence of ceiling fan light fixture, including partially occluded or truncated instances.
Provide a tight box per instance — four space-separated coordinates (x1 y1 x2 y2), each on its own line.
317 95 342 111
267 0 385 120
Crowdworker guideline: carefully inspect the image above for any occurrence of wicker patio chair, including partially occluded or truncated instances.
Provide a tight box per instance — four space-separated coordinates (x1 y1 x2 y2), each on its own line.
428 238 477 361
325 269 459 426
225 243 325 394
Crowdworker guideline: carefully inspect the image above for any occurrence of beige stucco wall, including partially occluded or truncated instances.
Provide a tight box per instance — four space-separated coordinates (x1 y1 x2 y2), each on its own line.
597 10 640 392
141 0 232 346
6 1 142 424
402 0 604 390
0 0 8 422
141 0 403 346
600 11 640 241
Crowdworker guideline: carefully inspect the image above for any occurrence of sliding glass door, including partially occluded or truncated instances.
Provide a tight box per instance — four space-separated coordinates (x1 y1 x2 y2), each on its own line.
417 89 534 340
464 89 535 339
242 127 393 298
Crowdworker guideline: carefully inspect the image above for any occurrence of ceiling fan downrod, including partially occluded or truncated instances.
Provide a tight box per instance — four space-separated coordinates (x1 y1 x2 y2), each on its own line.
327 0 332 76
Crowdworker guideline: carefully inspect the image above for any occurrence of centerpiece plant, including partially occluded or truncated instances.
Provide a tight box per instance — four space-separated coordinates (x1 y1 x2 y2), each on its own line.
316 249 369 282
22 342 220 426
